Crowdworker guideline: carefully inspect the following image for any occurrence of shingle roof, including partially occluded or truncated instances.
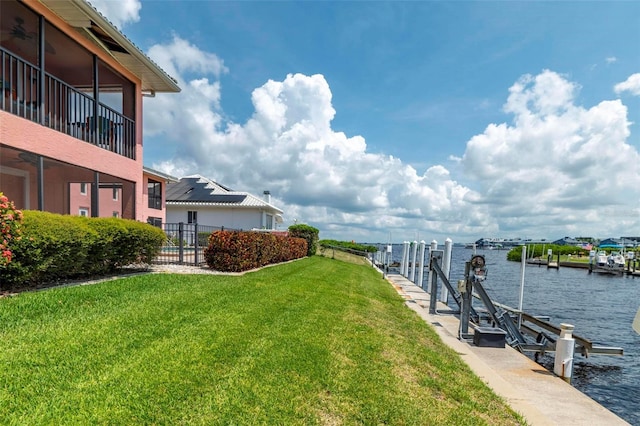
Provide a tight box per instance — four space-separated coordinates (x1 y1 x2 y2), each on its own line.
166 175 283 214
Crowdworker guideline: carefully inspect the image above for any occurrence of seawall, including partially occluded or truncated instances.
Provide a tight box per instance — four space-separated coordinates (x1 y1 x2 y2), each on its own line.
384 272 630 425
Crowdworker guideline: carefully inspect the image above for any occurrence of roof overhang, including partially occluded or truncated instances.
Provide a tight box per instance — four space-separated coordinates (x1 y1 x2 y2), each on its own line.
39 0 181 93
143 166 179 183
166 201 284 215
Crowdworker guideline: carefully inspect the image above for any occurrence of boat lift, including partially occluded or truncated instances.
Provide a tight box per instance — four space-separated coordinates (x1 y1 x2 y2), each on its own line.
427 251 623 357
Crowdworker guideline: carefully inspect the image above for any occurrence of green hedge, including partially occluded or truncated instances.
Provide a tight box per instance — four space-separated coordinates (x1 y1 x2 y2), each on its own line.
319 239 378 253
1 211 165 288
204 230 307 272
288 224 319 256
506 244 590 261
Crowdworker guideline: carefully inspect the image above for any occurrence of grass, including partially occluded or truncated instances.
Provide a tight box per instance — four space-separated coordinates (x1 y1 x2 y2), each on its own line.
559 255 590 264
0 257 525 425
317 246 371 266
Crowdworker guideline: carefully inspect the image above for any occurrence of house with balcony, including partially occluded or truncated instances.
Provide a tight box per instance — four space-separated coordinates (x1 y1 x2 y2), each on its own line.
0 0 180 223
166 175 284 231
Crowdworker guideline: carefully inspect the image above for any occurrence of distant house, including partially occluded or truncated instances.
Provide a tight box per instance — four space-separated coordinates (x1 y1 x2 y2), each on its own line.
552 237 581 246
598 238 623 248
600 237 638 248
165 175 283 230
620 237 640 248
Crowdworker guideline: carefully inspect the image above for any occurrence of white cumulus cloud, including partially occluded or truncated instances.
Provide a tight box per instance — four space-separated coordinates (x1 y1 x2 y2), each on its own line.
144 40 492 241
614 73 640 96
88 0 141 29
143 40 639 242
463 70 639 237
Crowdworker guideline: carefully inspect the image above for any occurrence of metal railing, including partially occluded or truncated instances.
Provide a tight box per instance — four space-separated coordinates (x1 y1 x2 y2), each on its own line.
154 223 232 266
1 47 136 159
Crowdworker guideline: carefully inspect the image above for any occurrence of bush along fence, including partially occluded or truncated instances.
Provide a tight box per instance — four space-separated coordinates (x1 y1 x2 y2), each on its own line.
288 224 319 256
204 230 307 272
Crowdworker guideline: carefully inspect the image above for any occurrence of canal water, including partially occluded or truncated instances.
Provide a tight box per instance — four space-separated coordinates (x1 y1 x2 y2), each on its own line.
386 245 640 425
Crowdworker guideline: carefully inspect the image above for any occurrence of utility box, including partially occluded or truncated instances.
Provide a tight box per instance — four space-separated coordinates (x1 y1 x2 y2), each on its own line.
473 327 506 348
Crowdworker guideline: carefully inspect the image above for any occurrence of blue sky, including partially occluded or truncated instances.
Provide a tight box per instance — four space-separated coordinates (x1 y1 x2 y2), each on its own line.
94 0 640 243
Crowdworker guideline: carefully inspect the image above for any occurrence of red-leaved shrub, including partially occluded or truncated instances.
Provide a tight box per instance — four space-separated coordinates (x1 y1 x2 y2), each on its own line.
204 230 307 272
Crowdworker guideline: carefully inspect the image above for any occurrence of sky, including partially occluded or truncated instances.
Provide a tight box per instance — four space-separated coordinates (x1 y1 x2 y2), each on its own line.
92 0 640 244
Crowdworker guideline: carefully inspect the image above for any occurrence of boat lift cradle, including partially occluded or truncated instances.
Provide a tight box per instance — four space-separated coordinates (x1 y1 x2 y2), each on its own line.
427 252 623 357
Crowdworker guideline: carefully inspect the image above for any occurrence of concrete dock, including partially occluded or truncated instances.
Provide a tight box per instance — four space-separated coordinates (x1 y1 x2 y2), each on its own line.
385 273 630 426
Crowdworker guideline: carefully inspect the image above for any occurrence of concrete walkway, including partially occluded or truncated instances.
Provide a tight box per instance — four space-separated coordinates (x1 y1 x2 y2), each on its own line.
385 273 630 426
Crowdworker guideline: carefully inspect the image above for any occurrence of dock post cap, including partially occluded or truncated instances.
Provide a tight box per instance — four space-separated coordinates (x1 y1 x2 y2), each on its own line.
559 323 575 339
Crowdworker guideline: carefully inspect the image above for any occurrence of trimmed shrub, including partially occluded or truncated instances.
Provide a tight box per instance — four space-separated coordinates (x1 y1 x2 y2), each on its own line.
1 211 165 289
204 230 307 272
83 217 165 272
288 224 319 256
4 211 97 284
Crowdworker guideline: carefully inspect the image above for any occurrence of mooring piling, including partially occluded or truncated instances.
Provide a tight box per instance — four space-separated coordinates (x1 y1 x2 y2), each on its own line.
417 240 426 287
440 238 453 303
409 240 418 282
553 323 576 382
400 241 409 277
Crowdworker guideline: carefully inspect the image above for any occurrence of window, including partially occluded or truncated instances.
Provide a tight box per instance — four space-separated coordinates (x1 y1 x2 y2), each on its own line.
113 188 118 201
266 214 273 229
79 207 89 217
80 183 87 195
188 210 197 224
147 217 162 228
112 211 119 218
148 179 162 210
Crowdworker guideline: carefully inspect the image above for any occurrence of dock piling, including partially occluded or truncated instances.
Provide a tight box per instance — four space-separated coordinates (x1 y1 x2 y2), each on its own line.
553 323 576 383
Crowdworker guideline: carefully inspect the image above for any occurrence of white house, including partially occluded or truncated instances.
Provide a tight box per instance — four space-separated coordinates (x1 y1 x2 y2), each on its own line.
165 175 283 230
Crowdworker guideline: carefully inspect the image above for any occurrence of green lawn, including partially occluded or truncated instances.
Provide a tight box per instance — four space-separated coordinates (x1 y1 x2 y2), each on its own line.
0 257 524 425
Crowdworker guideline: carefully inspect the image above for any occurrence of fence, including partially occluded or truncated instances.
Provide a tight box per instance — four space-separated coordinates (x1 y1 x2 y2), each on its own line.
154 223 228 266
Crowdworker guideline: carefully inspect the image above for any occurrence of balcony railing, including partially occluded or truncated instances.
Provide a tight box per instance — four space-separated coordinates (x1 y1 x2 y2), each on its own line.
1 47 136 160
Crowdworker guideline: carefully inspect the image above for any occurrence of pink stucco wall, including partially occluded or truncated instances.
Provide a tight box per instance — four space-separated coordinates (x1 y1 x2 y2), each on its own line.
141 171 168 224
68 183 123 217
1 1 147 220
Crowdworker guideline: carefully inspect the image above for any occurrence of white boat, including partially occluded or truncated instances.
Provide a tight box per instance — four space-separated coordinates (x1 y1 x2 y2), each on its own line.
592 250 625 275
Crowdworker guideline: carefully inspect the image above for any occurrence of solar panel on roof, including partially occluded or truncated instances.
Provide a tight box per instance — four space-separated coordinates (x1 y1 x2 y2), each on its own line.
166 178 246 203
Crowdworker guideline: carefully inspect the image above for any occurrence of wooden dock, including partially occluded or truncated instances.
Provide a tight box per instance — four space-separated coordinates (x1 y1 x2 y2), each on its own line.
527 258 640 275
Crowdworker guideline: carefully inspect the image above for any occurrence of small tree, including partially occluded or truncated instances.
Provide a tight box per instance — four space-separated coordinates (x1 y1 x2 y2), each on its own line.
288 224 319 256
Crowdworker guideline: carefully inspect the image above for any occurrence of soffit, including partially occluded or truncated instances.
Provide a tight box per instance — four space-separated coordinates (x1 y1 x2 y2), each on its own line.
38 0 180 93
